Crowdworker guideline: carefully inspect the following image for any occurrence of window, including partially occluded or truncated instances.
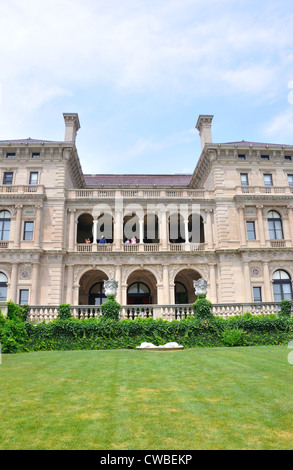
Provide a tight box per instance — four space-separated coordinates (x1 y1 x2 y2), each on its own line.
0 272 8 301
3 172 13 185
253 287 262 302
246 221 256 240
240 173 249 186
273 270 292 302
6 152 15 158
0 210 11 241
89 282 107 305
238 154 246 160
32 153 40 158
288 175 293 187
264 174 273 186
261 155 270 160
29 172 38 185
23 221 34 240
19 289 29 305
267 210 283 240
285 155 292 161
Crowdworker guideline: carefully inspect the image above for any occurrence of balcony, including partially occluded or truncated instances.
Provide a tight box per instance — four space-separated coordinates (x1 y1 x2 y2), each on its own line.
236 186 293 196
67 188 213 200
0 185 45 196
75 242 207 253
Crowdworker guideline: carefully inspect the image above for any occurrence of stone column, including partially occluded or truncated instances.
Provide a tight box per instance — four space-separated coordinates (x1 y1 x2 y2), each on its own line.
263 261 272 302
184 219 190 251
114 209 123 250
34 204 43 249
68 209 76 251
31 263 39 305
92 219 98 244
209 263 217 303
139 219 144 251
287 206 293 247
238 205 247 247
205 209 214 249
163 265 170 304
243 262 251 302
10 263 18 303
257 205 266 246
115 265 122 304
14 204 23 248
160 209 168 250
66 265 74 304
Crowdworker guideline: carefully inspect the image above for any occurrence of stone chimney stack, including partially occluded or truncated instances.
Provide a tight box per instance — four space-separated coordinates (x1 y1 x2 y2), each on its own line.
195 115 213 151
63 113 80 142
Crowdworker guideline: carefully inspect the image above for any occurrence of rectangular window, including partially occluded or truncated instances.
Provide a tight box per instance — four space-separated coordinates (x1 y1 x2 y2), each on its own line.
264 174 273 186
285 155 292 161
23 221 34 241
3 172 13 185
253 287 262 302
238 154 246 160
261 155 270 160
246 221 256 240
19 289 29 305
288 174 293 186
6 152 15 158
32 153 40 158
29 172 38 185
240 173 249 186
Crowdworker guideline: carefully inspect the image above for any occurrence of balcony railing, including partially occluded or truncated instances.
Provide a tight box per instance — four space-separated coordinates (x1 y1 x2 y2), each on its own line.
0 185 45 194
236 186 293 195
25 301 291 323
67 188 213 199
75 242 206 253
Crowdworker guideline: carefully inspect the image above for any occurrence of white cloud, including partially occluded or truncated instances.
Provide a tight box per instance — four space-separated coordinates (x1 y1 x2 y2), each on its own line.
263 108 293 139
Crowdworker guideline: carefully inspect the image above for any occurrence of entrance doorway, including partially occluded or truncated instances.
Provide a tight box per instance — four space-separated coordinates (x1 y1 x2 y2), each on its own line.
127 282 151 304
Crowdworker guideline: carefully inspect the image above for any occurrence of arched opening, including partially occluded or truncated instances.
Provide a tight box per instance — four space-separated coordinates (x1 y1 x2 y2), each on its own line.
188 214 205 243
268 211 284 240
143 213 159 243
0 272 8 301
127 269 157 304
272 270 292 301
78 269 109 305
168 214 185 243
174 269 201 304
96 212 114 244
77 213 93 243
0 210 11 241
123 213 140 243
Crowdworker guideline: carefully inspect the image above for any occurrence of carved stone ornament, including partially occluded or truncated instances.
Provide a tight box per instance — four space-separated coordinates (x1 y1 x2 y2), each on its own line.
193 278 208 295
104 279 118 298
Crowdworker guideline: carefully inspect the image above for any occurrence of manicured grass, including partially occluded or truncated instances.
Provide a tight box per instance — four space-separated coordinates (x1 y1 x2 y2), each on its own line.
0 346 293 450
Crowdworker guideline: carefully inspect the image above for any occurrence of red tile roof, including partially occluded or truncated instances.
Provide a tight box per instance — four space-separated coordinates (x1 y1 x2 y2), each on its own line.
84 174 192 186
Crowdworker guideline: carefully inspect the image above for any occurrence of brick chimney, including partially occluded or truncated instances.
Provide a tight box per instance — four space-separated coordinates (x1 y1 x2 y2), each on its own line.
195 115 213 151
63 113 80 142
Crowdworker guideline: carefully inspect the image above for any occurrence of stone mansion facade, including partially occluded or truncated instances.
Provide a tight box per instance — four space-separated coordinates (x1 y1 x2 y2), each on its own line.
0 113 293 314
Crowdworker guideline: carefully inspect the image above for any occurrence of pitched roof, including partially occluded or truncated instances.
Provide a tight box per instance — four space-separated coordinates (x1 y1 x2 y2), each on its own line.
0 138 61 144
84 174 192 186
218 140 293 148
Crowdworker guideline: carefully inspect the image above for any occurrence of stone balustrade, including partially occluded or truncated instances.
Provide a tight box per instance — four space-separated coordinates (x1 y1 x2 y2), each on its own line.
25 301 292 323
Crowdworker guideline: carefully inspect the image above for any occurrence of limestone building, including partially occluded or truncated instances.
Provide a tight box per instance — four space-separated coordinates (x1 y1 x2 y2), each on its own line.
0 113 292 317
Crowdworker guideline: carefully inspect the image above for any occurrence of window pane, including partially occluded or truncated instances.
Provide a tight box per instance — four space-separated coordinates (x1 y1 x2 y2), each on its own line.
264 174 273 186
273 284 282 302
19 289 29 305
246 221 256 240
253 287 262 302
0 286 7 301
24 222 34 240
3 172 13 185
29 172 38 184
288 175 293 186
240 174 248 185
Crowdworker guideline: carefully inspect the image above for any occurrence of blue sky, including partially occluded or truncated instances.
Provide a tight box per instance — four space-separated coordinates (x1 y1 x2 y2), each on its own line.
0 0 293 175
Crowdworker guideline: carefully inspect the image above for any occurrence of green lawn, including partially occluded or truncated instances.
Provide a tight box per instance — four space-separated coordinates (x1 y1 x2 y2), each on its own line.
0 346 292 450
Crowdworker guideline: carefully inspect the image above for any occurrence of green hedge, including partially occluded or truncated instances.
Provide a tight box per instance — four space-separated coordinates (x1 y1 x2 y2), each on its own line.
1 302 293 354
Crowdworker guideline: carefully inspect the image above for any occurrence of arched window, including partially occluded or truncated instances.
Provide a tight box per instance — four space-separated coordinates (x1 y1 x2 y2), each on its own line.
0 210 11 241
89 282 107 305
174 281 188 304
127 282 151 305
0 272 8 301
272 270 292 301
268 211 283 240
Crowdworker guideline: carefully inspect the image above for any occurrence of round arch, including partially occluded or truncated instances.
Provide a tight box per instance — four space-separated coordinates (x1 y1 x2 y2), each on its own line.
126 269 158 305
272 269 292 302
174 268 202 304
78 269 109 305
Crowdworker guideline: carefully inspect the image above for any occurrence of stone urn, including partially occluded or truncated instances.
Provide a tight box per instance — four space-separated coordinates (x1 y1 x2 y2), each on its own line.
193 278 207 296
104 279 118 298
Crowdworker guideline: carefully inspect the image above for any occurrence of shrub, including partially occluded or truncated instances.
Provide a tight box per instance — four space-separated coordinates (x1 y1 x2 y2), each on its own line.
101 295 120 321
192 294 213 322
58 304 71 320
6 300 27 322
280 299 292 318
222 328 245 347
